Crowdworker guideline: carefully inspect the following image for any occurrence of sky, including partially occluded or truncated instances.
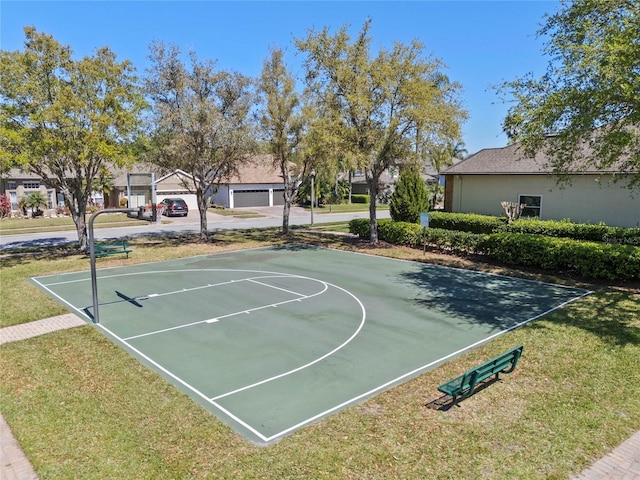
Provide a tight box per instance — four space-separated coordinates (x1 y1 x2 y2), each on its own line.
1 0 561 155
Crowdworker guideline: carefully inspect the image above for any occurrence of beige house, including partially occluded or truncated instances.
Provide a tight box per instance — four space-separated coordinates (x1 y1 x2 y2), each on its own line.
442 143 639 228
107 156 288 210
211 155 287 209
0 168 60 215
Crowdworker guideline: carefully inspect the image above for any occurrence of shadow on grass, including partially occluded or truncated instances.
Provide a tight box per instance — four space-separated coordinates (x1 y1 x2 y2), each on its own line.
526 289 640 347
425 377 503 411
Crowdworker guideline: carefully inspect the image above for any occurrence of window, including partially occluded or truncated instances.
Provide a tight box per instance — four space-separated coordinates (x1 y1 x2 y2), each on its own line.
7 181 16 190
23 182 40 189
519 194 542 218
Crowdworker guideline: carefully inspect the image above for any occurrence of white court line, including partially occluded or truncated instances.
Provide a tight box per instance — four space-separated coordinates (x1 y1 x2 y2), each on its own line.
95 322 271 443
257 289 593 444
124 276 329 340
247 278 308 297
31 250 594 445
211 280 366 401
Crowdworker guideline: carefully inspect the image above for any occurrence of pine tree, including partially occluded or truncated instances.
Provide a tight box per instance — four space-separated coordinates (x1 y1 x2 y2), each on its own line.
389 167 430 223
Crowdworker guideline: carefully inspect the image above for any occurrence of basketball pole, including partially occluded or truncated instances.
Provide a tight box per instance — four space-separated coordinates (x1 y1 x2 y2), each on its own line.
88 207 156 323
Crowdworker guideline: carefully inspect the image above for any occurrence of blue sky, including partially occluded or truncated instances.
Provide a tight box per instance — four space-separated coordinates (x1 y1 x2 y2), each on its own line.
1 1 560 155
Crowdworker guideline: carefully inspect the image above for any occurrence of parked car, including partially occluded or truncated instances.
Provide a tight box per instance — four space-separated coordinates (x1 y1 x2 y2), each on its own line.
158 197 189 217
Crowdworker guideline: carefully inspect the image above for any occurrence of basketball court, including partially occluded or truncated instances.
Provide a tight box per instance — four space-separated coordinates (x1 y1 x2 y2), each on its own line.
30 244 591 445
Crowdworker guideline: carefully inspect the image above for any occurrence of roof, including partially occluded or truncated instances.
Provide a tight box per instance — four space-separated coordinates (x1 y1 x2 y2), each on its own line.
226 155 286 184
441 142 626 175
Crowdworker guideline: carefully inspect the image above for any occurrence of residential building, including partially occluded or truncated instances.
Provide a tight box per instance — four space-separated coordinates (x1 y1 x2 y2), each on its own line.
442 143 639 228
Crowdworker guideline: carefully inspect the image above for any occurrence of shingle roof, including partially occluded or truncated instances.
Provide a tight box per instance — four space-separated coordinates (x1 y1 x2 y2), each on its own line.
441 142 627 175
227 155 284 184
441 144 546 174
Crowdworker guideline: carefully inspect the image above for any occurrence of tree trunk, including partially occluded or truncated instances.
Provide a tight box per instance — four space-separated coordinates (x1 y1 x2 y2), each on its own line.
197 192 209 241
282 200 291 235
69 196 88 251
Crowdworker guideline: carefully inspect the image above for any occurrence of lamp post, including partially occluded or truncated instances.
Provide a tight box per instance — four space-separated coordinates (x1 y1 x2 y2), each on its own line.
310 168 315 226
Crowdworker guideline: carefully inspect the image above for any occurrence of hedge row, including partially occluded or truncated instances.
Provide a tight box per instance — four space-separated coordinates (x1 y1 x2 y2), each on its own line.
427 212 640 245
351 194 370 204
348 218 640 280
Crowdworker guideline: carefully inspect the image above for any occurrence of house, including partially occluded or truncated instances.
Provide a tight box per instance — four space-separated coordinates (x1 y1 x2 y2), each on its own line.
108 156 288 210
211 155 287 209
441 143 639 228
0 168 60 215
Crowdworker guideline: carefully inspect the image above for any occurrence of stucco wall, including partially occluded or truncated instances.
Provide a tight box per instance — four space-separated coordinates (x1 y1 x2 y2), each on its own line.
446 174 639 228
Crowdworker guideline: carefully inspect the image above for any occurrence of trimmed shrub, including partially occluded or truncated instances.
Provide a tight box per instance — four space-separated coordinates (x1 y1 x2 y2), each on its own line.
428 211 506 234
349 218 640 280
349 218 371 238
480 233 640 280
351 194 370 204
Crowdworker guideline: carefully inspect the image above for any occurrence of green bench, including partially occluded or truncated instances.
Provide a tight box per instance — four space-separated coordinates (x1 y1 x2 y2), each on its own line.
437 345 523 405
93 241 132 258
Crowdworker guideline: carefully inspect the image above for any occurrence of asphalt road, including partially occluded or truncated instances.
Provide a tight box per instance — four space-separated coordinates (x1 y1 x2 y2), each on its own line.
0 206 389 251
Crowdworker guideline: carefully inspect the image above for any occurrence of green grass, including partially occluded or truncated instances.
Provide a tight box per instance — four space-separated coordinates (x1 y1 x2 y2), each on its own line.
1 230 639 479
207 207 265 218
310 203 389 213
0 214 153 235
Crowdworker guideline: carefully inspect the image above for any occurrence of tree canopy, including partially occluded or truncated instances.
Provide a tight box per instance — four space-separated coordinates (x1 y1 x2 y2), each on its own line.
144 41 256 240
389 166 429 224
0 27 146 250
296 20 467 243
257 48 309 234
500 0 640 188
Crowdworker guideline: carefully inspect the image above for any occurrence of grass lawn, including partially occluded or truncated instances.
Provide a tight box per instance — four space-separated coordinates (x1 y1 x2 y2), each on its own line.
207 207 265 218
0 213 159 235
1 230 638 479
309 203 389 214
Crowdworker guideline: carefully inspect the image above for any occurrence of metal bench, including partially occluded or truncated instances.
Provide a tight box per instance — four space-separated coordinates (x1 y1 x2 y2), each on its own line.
93 241 132 258
437 345 523 405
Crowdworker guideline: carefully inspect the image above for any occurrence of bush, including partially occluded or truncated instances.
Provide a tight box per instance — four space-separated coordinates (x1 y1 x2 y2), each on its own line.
350 218 484 255
428 211 506 234
119 197 128 208
0 194 11 218
349 218 640 280
351 194 370 204
503 218 640 245
349 218 371 238
480 233 640 280
389 167 429 223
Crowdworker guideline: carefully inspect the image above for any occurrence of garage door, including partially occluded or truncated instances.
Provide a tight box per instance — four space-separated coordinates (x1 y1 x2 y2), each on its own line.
272 189 285 206
156 194 198 211
233 190 270 208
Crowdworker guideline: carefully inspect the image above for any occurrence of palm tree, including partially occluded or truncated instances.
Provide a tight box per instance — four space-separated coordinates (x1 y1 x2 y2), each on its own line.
23 191 48 217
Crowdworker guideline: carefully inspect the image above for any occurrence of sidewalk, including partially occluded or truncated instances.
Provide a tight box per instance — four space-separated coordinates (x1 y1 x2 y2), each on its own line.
1 315 639 479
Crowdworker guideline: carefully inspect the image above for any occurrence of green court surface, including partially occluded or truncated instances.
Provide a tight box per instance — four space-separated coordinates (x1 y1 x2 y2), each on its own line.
30 244 591 445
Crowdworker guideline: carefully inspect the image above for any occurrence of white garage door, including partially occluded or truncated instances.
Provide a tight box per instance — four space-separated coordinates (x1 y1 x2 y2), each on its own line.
156 194 198 211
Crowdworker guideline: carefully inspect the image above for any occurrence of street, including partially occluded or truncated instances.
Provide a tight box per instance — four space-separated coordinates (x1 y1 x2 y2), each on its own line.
0 206 389 251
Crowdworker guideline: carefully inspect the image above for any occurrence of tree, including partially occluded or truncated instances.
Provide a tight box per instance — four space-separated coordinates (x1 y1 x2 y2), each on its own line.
296 20 467 243
257 48 308 234
144 42 256 240
23 191 48 217
389 166 430 223
0 27 145 250
427 140 467 208
499 0 640 188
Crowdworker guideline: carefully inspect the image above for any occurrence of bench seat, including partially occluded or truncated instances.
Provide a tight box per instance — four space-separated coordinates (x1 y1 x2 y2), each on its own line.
93 241 132 258
438 345 523 405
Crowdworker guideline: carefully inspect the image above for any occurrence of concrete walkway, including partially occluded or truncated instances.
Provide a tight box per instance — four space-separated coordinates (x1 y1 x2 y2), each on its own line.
1 315 639 479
